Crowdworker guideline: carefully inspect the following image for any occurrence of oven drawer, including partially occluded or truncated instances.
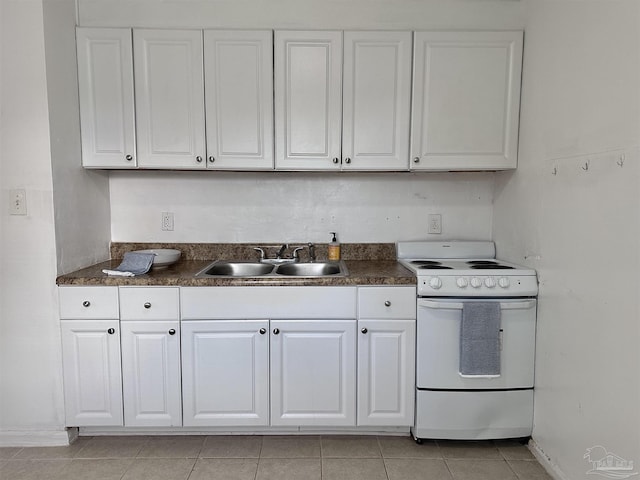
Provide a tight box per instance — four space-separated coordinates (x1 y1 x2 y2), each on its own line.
358 287 416 319
416 298 536 389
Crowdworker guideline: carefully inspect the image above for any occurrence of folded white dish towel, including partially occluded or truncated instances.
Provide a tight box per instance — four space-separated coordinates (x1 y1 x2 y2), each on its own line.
102 252 156 276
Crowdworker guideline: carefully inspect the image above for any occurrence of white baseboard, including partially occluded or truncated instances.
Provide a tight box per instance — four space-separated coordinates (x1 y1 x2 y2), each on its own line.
528 438 570 480
0 428 74 447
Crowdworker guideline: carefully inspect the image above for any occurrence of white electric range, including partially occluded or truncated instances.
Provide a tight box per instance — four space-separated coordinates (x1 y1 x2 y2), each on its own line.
397 241 538 441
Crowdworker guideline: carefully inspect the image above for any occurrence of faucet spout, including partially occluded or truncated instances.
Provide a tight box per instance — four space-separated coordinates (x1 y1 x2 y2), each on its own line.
276 244 288 259
308 243 316 263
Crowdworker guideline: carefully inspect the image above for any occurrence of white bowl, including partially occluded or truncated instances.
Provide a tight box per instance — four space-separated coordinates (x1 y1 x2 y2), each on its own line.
133 249 181 269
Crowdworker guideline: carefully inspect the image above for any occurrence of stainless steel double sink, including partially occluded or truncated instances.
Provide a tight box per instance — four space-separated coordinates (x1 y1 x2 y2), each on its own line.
195 260 348 278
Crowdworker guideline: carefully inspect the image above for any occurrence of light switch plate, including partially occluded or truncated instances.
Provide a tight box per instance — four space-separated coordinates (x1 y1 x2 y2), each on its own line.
428 214 442 234
10 189 27 215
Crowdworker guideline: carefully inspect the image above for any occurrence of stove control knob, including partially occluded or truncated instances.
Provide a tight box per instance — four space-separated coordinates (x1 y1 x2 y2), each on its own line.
484 277 496 288
498 277 510 288
470 277 482 288
456 277 468 288
429 277 442 289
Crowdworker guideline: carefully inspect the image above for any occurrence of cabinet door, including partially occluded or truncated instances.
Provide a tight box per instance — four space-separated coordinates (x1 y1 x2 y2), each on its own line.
204 30 274 170
342 31 412 171
120 321 182 426
270 319 356 426
76 28 136 168
181 320 269 426
275 31 343 170
60 320 123 426
357 319 415 426
134 29 206 169
411 31 523 170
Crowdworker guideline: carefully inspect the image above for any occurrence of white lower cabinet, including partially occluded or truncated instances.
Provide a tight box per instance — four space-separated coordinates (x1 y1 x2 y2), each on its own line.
60 320 124 426
120 321 182 426
270 319 357 426
181 320 270 426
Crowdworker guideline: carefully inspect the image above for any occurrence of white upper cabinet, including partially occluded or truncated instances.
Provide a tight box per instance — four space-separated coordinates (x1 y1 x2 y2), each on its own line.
204 30 274 170
275 31 343 170
411 31 523 171
76 28 136 168
134 29 206 169
342 31 412 171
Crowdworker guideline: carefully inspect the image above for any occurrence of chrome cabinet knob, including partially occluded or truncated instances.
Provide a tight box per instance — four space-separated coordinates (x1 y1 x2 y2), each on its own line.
196 156 203 163
259 328 267 335
413 157 420 163
107 328 115 334
384 300 391 307
208 156 215 163
345 157 351 164
82 301 90 307
125 154 133 161
168 329 176 335
273 328 280 335
332 157 339 164
361 328 368 334
144 302 151 309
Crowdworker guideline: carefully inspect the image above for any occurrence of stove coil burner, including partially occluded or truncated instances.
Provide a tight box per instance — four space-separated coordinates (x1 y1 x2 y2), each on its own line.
466 260 499 265
410 261 444 266
418 265 453 270
470 264 514 270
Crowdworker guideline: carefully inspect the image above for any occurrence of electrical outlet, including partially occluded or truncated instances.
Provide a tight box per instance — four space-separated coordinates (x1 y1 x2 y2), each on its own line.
9 189 27 215
428 214 442 234
161 212 174 231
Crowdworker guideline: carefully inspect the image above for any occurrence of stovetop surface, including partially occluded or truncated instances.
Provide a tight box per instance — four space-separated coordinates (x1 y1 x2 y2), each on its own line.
399 258 536 276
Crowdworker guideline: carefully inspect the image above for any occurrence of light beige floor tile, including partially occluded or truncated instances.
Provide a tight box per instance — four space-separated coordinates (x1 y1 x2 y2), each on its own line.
0 459 71 480
75 435 149 458
200 435 262 458
0 447 22 459
257 458 321 480
14 436 93 459
189 458 259 480
378 435 441 458
137 435 204 458
385 458 453 480
508 460 554 479
58 458 134 480
121 457 195 480
321 435 381 458
446 458 518 480
438 440 502 459
322 458 388 480
494 440 536 460
260 435 321 458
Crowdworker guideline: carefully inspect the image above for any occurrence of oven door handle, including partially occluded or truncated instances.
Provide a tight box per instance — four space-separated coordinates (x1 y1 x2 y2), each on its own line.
418 299 536 311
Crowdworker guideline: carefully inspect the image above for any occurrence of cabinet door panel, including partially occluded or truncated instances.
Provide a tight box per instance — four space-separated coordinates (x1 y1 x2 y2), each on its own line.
411 31 522 170
61 320 123 426
270 319 356 426
275 31 342 170
204 30 273 170
342 31 412 171
182 320 269 426
76 28 136 168
134 29 205 169
121 321 182 426
357 319 415 426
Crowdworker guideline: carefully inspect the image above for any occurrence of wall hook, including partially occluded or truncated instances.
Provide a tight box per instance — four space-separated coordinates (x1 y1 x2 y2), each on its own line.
582 160 590 171
617 154 625 167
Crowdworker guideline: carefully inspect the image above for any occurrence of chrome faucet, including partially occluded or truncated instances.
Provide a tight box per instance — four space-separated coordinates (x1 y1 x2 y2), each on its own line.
308 242 316 263
253 247 266 261
276 244 288 259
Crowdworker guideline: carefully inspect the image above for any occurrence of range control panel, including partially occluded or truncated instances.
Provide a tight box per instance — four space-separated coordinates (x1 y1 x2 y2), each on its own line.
417 275 538 297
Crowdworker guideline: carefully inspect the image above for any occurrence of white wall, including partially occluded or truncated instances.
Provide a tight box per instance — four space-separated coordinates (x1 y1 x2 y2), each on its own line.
0 0 66 444
493 1 640 478
110 171 495 243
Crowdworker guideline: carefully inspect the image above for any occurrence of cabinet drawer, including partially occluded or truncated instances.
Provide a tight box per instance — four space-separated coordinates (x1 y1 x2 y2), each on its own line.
120 287 179 320
59 286 119 319
358 287 416 319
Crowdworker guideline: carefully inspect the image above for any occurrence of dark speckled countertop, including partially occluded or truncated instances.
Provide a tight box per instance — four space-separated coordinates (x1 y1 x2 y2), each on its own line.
56 243 416 287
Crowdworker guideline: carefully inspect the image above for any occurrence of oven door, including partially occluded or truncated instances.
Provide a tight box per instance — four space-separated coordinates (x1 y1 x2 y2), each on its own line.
416 298 536 390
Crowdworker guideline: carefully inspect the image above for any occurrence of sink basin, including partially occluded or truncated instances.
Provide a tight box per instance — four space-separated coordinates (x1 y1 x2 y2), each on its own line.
199 262 274 277
275 262 344 277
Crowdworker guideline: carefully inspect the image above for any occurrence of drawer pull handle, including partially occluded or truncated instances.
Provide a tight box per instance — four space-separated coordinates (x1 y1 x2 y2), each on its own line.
125 154 133 161
259 328 267 335
82 301 90 307
168 329 176 335
361 328 368 334
107 328 115 335
144 302 151 309
196 156 203 163
273 328 280 335
384 300 391 307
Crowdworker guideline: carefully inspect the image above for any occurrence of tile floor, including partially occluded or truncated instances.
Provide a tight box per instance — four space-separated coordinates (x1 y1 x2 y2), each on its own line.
0 435 552 480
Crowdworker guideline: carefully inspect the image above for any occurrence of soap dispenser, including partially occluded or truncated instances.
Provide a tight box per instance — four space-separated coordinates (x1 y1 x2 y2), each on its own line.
328 232 341 261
